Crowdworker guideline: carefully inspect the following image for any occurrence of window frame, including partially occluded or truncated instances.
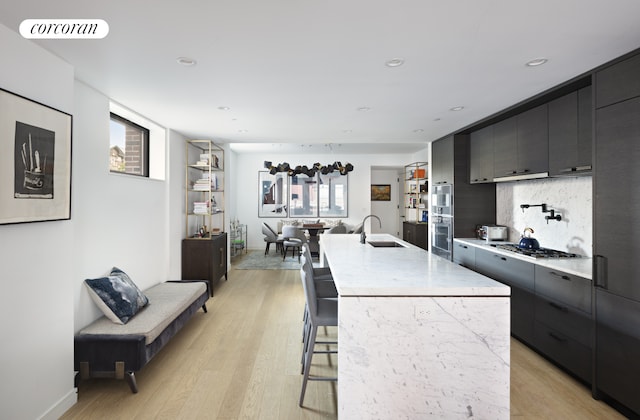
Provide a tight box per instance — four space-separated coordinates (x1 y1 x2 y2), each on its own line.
109 112 150 177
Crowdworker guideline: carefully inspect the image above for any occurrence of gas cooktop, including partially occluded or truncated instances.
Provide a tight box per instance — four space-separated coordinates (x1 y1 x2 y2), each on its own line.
490 243 580 258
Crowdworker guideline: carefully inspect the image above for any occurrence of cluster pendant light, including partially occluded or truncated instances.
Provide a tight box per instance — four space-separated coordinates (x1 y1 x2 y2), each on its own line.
264 161 353 176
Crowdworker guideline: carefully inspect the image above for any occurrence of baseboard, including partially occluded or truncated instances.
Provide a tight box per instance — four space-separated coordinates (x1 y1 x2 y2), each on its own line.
39 388 77 420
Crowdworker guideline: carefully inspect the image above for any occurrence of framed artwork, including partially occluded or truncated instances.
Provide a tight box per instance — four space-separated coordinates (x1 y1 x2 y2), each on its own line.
258 171 288 217
0 87 72 225
371 184 391 201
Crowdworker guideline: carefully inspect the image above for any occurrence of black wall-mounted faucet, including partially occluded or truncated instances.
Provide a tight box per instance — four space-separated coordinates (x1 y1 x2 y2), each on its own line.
520 203 562 223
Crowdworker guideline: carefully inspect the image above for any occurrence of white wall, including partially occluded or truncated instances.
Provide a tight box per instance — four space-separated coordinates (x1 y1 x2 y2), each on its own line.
0 24 181 419
233 152 420 250
371 168 402 236
496 176 592 257
0 24 77 420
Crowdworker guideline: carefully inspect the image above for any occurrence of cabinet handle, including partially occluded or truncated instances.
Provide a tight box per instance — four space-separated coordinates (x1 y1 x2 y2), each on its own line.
549 271 571 281
220 248 224 267
548 301 569 313
559 165 592 173
594 255 607 289
458 244 468 249
548 331 567 343
493 254 507 261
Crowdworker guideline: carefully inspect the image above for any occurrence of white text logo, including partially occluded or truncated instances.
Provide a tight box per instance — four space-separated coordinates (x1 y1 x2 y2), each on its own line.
19 19 109 39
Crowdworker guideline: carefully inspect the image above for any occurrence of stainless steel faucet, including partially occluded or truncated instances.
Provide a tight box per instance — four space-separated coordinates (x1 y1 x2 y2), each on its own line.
360 214 382 244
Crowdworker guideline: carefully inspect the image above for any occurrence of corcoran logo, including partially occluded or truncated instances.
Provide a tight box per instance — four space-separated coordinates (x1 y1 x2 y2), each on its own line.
19 19 109 39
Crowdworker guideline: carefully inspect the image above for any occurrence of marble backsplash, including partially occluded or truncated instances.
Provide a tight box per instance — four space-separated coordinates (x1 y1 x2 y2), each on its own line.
496 176 592 257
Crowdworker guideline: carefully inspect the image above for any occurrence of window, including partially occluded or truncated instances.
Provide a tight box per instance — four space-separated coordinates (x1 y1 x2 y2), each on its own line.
109 113 149 176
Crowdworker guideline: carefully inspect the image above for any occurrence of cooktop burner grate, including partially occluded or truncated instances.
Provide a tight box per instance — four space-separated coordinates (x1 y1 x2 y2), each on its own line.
490 243 580 258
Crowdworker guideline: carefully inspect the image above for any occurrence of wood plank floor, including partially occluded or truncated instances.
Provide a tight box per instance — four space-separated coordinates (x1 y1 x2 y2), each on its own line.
62 266 624 419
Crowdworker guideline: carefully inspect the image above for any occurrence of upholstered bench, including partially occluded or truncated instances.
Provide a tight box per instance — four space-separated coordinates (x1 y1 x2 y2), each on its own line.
74 280 208 393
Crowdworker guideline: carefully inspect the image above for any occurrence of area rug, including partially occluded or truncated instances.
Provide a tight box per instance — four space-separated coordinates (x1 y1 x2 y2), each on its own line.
232 249 314 270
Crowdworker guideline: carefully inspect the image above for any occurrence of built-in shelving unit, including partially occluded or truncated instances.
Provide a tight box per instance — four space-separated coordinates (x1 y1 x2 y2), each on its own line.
184 139 224 238
403 162 429 223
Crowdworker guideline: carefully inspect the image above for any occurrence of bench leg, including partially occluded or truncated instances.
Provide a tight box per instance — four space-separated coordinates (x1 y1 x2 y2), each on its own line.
201 303 208 313
126 371 138 393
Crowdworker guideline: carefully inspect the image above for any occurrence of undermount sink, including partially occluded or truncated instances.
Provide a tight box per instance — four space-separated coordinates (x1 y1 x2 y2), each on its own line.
367 241 407 248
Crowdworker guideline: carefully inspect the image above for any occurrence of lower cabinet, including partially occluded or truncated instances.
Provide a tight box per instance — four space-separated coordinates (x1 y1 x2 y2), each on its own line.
456 240 594 384
182 233 228 296
403 222 427 250
475 247 535 343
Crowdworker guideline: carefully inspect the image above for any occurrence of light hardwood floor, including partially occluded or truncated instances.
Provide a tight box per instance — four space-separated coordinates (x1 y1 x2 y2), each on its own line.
62 265 624 419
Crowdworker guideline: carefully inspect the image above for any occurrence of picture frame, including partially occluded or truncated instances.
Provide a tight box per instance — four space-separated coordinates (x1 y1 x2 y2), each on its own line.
371 184 391 201
0 87 72 225
258 171 288 217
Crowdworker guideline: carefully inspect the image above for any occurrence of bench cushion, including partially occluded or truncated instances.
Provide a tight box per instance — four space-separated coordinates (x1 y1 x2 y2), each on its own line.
78 281 206 345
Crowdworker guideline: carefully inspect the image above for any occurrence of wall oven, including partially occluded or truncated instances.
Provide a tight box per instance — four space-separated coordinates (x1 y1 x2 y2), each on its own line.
432 184 452 216
431 215 452 259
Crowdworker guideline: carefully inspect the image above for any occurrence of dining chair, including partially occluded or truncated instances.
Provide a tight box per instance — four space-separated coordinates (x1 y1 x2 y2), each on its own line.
261 222 283 255
299 256 338 407
282 225 307 262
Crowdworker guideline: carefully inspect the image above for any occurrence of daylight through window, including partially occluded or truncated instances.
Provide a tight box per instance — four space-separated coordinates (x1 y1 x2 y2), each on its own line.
109 113 150 176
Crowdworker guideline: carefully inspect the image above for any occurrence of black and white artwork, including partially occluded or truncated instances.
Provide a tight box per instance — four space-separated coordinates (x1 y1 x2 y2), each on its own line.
14 121 55 198
0 87 72 225
258 171 288 217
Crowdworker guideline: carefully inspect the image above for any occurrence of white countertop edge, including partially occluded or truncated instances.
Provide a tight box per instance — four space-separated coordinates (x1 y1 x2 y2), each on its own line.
454 238 593 280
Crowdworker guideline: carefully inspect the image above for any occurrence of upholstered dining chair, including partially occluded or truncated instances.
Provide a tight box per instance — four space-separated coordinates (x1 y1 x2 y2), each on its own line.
282 225 307 262
324 224 347 234
261 222 283 255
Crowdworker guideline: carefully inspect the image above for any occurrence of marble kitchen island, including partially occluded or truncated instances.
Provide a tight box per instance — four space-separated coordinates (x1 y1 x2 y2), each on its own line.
319 233 511 419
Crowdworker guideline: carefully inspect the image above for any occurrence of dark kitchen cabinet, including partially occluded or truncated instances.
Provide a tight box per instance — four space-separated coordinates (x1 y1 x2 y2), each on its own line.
403 222 427 250
595 52 640 108
475 247 535 344
548 87 593 176
182 233 228 297
493 105 549 178
430 135 496 260
492 116 517 178
515 104 549 175
452 240 475 269
534 265 593 383
594 291 640 416
431 137 454 185
469 125 494 183
593 84 640 416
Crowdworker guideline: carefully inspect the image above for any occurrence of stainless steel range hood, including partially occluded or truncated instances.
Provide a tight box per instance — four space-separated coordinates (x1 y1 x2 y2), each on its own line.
493 172 549 182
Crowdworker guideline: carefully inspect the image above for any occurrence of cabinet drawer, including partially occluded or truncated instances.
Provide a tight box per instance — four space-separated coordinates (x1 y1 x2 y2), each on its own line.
512 286 535 345
475 248 535 291
534 265 592 313
596 52 640 108
453 241 475 269
535 296 592 347
534 321 592 383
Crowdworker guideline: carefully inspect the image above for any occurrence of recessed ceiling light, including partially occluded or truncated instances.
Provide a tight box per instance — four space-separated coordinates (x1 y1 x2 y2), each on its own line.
343 129 353 133
526 58 548 67
357 107 371 112
413 129 424 133
238 129 248 133
450 106 464 111
218 106 230 111
434 118 441 121
385 58 404 67
176 56 197 66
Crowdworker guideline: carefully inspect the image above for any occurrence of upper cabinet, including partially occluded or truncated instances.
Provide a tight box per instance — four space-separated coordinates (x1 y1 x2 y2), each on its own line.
595 52 640 108
548 86 593 176
491 104 549 180
469 125 494 183
431 136 454 185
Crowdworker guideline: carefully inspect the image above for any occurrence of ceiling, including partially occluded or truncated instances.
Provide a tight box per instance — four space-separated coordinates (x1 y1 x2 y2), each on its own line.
2 1 640 154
